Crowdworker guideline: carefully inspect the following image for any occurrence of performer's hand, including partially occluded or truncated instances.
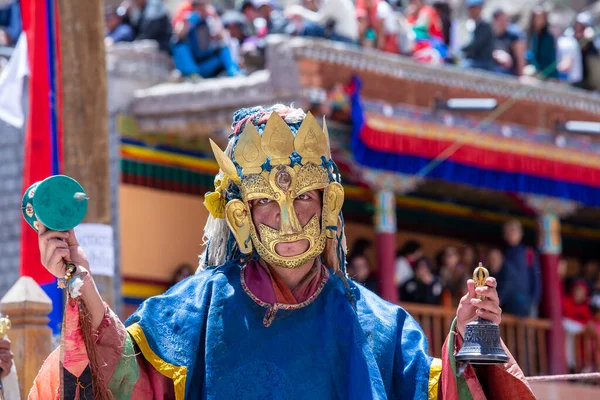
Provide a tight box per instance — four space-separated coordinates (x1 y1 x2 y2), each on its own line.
456 277 502 338
0 338 13 379
37 224 90 279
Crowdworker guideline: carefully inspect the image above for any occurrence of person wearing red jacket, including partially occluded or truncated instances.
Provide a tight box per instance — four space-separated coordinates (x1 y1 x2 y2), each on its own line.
562 280 595 371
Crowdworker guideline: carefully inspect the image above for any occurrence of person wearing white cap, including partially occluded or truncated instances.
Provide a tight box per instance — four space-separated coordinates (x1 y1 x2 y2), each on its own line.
285 0 358 43
461 0 495 71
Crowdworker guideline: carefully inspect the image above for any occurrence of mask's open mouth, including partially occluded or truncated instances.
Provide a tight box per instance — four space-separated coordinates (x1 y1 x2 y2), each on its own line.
274 239 310 257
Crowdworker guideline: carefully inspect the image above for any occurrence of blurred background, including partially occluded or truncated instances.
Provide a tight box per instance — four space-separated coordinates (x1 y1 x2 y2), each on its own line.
0 0 600 397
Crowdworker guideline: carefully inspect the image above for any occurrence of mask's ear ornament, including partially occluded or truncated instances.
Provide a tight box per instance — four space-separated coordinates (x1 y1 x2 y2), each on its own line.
323 183 345 239
225 199 253 254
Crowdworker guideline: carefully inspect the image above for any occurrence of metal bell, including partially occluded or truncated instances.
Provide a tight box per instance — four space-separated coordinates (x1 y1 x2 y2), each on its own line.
455 317 509 364
455 263 510 365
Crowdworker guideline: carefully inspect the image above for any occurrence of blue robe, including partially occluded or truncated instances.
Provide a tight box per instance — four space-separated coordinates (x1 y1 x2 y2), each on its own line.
126 262 437 399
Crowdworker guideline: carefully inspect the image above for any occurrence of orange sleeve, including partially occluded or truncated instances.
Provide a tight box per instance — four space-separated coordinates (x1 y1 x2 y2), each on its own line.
28 347 61 400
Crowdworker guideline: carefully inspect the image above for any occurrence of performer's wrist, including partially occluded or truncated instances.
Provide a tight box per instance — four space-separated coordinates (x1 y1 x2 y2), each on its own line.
456 321 465 341
78 272 106 331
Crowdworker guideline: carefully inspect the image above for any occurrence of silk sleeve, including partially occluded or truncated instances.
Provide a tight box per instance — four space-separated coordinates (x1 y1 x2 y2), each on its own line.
437 318 536 400
29 300 175 399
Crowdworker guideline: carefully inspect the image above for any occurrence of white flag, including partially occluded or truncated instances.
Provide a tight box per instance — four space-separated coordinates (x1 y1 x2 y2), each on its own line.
0 33 29 128
1 363 20 400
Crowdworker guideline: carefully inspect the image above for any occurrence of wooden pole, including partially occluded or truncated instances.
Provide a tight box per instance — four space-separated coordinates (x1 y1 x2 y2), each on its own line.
538 213 566 375
57 0 115 306
0 277 53 398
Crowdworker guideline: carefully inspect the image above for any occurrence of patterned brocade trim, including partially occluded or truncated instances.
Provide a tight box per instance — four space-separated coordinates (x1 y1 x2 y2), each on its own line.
428 358 442 400
240 264 330 327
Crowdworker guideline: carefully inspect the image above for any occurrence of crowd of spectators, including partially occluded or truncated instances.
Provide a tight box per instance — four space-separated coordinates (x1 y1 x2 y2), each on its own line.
1 0 598 90
96 0 600 90
561 258 600 372
347 219 600 372
391 219 543 316
347 219 544 314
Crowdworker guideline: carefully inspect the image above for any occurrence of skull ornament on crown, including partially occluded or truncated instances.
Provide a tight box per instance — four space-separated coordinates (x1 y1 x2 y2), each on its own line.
206 108 345 270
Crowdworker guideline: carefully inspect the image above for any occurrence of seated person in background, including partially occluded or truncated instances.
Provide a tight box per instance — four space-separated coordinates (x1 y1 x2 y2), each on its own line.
374 0 403 54
405 0 443 42
221 11 249 65
169 263 195 288
492 8 525 76
525 5 557 80
486 247 516 312
394 239 423 288
460 243 479 274
406 0 447 63
0 0 20 66
239 0 262 37
590 272 600 314
124 0 173 51
556 23 583 85
0 0 20 48
354 0 385 49
346 238 378 293
286 0 358 44
461 0 495 71
105 5 136 46
401 256 442 305
254 0 288 35
580 259 600 296
438 245 467 306
171 0 241 78
562 280 596 373
502 219 541 318
573 12 599 91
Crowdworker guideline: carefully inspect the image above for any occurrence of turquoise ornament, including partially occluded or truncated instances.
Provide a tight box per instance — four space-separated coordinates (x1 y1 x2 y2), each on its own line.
22 175 88 232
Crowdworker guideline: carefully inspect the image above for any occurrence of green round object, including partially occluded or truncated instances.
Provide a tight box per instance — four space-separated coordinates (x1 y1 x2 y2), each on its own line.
22 175 88 232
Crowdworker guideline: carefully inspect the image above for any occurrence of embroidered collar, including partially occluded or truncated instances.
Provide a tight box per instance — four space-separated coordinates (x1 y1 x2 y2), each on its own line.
240 261 329 327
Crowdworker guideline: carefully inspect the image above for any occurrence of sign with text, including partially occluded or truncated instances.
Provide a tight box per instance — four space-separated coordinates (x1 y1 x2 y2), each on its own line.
74 223 115 277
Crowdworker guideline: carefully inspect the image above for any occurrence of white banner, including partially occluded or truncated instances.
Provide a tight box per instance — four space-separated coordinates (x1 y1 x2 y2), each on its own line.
74 224 115 277
2 363 20 400
0 33 28 128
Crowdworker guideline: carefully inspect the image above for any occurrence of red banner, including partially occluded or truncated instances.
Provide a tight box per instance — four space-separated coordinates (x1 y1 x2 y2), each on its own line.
19 0 63 333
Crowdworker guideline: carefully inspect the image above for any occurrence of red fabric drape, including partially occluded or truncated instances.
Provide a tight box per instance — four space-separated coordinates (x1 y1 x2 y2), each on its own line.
19 0 54 284
360 124 600 187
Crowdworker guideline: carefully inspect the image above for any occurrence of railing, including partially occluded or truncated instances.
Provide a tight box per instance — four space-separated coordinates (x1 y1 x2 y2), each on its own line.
574 331 599 372
402 302 553 376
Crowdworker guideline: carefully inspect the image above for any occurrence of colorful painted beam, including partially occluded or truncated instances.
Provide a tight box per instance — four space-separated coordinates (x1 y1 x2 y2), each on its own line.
119 143 600 255
349 78 600 207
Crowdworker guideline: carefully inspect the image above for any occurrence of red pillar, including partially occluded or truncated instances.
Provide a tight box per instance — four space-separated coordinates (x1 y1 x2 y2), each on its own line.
374 190 398 303
538 213 566 375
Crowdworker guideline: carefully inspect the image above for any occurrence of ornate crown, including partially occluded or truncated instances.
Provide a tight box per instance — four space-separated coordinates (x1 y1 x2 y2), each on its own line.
237 111 331 174
210 112 331 180
206 112 334 220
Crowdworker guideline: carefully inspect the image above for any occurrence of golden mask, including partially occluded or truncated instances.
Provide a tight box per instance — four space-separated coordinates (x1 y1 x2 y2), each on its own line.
209 112 344 269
